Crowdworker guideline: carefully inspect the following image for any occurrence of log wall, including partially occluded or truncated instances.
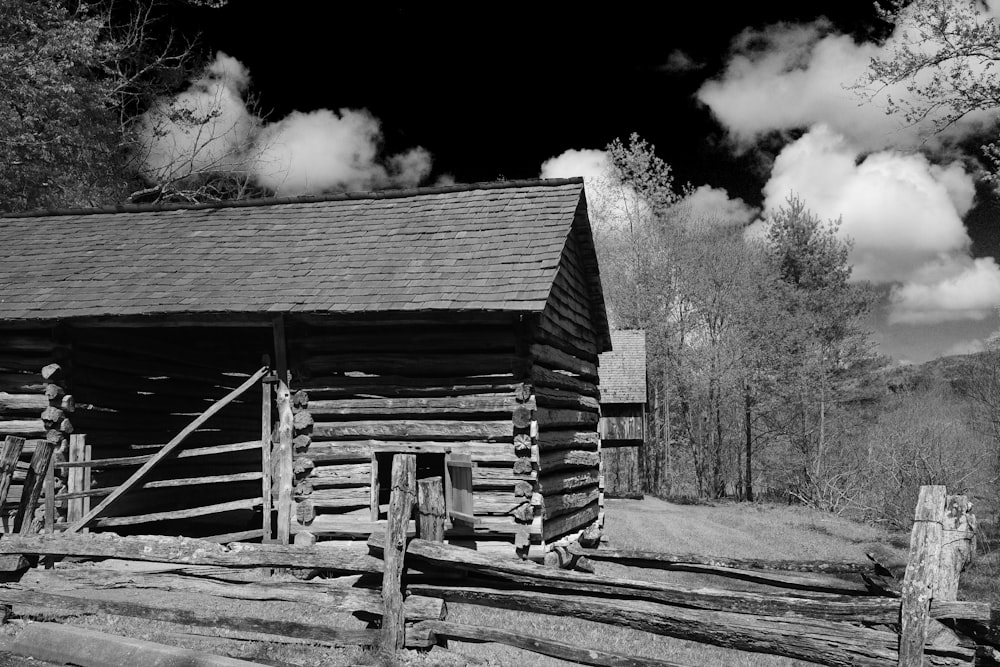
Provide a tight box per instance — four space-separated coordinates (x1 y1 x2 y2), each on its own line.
62 326 271 536
531 224 604 546
0 328 60 530
286 320 535 551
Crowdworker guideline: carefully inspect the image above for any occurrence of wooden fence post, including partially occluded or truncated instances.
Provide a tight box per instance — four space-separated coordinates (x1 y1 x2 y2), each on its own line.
274 380 293 546
261 375 274 543
898 485 946 667
380 454 416 657
15 439 56 535
417 477 446 543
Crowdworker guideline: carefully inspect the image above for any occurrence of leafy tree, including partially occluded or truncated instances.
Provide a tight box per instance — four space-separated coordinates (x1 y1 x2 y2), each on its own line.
757 197 880 507
0 0 223 212
859 0 1000 174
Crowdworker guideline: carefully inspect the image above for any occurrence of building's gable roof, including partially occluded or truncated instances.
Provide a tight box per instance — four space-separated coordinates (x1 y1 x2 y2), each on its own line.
599 329 647 403
0 179 608 330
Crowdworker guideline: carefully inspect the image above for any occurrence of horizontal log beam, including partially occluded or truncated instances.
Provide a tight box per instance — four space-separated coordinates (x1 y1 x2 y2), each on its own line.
531 366 599 398
308 394 525 417
571 547 906 576
2 532 382 572
294 375 519 399
0 393 47 415
20 568 444 622
307 463 371 488
0 419 44 436
542 502 599 542
538 469 599 495
529 344 598 380
412 619 690 667
301 353 521 378
405 585 974 666
533 387 600 412
539 449 600 472
312 420 512 442
542 488 600 519
0 588 379 647
310 440 521 464
536 430 600 452
536 408 600 430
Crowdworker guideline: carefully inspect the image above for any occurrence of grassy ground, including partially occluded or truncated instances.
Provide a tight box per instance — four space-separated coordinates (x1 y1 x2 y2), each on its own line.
1 496 981 666
445 497 908 667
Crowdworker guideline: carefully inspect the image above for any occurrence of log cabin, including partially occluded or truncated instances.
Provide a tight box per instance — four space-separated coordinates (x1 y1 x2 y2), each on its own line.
0 178 611 557
598 329 646 499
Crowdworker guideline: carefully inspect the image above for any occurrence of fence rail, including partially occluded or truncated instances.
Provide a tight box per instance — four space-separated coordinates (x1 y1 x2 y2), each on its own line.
0 470 992 667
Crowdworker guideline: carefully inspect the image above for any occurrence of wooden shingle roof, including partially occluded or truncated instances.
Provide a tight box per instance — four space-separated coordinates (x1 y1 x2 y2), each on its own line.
0 179 607 337
599 330 647 403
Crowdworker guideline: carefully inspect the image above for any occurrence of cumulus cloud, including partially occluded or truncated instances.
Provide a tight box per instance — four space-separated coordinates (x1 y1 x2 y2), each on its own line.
696 16 1000 151
681 185 757 226
540 148 609 183
137 53 258 183
136 52 431 195
253 109 430 196
758 124 1000 323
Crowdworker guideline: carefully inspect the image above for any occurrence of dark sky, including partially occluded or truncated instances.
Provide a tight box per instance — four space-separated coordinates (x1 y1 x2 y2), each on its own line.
183 1 886 204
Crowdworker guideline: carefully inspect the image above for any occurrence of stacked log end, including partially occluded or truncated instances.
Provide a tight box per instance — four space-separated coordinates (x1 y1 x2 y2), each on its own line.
41 363 72 529
511 382 536 560
291 389 315 537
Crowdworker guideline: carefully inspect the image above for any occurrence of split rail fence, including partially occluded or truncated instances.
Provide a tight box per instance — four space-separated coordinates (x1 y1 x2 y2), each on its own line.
0 450 993 666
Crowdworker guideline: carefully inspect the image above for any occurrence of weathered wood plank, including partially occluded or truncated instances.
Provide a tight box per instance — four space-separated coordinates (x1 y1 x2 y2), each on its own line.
262 378 273 542
531 366 599 398
15 438 54 534
542 502 599 543
534 387 600 413
0 393 47 416
404 585 973 666
312 420 512 442
10 623 264 667
276 380 293 544
308 394 523 417
539 449 600 473
538 469 599 496
529 344 599 380
412 619 692 667
19 568 444 621
307 463 371 488
0 419 44 436
302 353 517 378
900 485 947 667
536 430 600 452
0 436 25 507
0 532 382 571
309 441 518 464
0 589 379 647
295 375 519 399
381 453 417 655
542 487 600 520
418 476 446 542
570 546 905 575
536 408 600 430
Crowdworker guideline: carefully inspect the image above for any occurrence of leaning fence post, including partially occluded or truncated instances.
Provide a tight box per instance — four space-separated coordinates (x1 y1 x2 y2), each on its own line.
380 454 416 657
898 485 947 667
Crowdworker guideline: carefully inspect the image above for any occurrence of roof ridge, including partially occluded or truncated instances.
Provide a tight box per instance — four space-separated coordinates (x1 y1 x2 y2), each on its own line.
1 177 585 219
